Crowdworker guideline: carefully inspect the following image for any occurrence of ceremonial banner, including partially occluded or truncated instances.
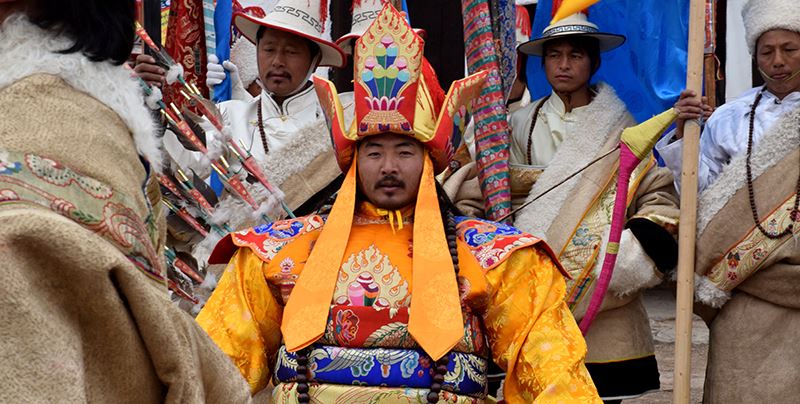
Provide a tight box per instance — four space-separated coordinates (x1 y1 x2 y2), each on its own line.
527 0 690 123
461 0 513 222
164 0 209 108
162 0 171 44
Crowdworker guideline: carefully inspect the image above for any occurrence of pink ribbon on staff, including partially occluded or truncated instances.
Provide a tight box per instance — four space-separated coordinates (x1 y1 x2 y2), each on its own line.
579 108 678 334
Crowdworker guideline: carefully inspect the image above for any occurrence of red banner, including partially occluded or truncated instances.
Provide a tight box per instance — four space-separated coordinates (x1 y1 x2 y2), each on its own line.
164 0 209 109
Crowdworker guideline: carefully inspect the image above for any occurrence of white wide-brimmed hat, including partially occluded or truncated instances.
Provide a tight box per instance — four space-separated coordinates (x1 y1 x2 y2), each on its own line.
335 0 425 55
517 13 625 56
233 0 346 67
742 0 800 54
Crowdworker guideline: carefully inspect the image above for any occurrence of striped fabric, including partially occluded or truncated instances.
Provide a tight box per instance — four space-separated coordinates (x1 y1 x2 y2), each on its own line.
461 0 513 221
203 0 216 55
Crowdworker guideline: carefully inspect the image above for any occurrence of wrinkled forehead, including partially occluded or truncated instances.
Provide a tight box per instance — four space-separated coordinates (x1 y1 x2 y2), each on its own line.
357 133 425 150
257 27 314 49
757 28 800 49
543 36 598 54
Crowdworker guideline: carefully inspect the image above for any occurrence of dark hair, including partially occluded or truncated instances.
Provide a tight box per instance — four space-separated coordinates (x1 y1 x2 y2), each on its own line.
256 26 321 60
26 0 136 65
541 35 602 75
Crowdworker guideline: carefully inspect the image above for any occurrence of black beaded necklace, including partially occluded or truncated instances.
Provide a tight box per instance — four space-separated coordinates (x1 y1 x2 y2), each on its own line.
745 87 800 239
526 95 550 165
257 96 269 154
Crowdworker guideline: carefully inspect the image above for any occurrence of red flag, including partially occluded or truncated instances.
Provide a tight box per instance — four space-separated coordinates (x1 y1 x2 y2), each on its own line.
164 0 208 109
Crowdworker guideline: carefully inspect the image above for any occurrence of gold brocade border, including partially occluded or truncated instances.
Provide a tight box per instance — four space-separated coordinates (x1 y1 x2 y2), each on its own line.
559 157 655 310
706 192 799 291
0 151 165 283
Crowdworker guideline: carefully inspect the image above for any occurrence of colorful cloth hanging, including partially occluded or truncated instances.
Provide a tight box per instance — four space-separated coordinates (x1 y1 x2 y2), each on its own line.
461 0 513 221
164 0 209 108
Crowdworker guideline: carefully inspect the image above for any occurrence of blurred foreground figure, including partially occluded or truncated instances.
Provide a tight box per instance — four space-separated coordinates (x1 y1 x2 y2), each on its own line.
0 1 251 402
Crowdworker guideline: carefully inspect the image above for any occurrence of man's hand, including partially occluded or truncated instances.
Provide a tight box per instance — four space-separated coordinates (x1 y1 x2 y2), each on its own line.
672 89 714 140
134 54 166 88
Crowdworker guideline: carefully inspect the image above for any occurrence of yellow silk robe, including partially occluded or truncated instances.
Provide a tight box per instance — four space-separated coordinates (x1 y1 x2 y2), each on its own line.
198 203 600 403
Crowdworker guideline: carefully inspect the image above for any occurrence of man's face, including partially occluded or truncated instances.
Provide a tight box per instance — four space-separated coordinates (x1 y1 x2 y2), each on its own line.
756 29 800 98
257 28 314 96
543 39 593 94
357 133 425 210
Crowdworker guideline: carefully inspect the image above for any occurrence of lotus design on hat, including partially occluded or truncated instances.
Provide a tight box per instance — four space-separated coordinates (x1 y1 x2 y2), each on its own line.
360 35 412 132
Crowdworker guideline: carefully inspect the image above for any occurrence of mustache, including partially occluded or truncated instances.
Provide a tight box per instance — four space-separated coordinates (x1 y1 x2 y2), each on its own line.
375 176 405 189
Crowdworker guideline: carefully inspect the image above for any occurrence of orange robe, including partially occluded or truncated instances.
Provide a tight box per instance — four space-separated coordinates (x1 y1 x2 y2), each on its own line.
198 203 600 403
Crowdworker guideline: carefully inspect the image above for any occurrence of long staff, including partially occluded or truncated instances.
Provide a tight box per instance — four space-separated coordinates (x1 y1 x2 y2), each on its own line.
674 0 706 402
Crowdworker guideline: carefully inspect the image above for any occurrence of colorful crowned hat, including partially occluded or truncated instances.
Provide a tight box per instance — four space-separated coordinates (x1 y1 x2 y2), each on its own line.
315 3 486 175
280 3 487 362
517 0 624 56
232 0 346 67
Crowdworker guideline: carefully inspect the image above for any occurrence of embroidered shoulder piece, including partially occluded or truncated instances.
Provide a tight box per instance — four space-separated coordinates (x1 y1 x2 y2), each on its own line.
230 215 326 263
455 216 564 275
0 150 164 283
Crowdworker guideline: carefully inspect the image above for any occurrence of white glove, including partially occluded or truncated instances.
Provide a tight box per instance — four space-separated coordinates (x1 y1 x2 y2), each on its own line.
205 55 235 88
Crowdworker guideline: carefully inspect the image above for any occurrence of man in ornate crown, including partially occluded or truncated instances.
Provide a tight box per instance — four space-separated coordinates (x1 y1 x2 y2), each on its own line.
655 0 800 402
197 4 601 402
508 3 682 402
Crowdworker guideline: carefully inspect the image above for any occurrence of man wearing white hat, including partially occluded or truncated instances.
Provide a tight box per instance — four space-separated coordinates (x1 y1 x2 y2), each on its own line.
138 0 353 224
655 0 800 402
510 5 681 403
218 0 349 212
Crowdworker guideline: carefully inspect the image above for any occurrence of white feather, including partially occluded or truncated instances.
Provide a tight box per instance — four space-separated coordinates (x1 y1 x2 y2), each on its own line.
145 86 163 110
166 63 184 85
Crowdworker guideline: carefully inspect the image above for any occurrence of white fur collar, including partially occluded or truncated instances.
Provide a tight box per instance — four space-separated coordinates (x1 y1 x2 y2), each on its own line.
0 15 162 172
261 115 333 186
514 83 632 237
697 104 800 235
258 91 353 185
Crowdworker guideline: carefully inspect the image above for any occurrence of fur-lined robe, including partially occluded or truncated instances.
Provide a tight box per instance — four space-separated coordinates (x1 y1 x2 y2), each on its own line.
693 104 800 403
0 15 251 403
511 84 680 399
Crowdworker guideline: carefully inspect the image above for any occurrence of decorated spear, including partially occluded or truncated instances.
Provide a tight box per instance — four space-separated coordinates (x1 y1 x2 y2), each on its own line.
167 278 199 304
135 21 195 92
158 99 271 221
162 199 209 237
180 91 295 218
165 246 206 284
130 37 284 224
175 168 216 215
578 109 678 334
172 169 235 234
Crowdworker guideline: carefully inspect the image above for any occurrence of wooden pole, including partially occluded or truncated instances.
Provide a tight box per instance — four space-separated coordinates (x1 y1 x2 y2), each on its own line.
674 0 706 402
